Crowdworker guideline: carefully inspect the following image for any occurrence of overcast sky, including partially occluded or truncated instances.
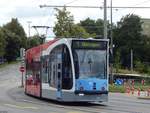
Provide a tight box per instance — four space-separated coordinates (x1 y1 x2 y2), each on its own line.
1 0 150 38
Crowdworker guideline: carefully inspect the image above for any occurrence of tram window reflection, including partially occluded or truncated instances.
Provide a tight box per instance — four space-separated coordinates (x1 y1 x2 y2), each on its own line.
26 58 41 85
73 49 107 79
48 44 73 89
42 56 49 83
62 45 73 89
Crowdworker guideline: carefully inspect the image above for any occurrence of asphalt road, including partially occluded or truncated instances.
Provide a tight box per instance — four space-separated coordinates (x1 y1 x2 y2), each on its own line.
0 63 149 113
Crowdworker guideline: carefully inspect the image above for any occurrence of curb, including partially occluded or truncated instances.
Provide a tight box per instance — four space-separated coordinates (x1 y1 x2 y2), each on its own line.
137 96 150 100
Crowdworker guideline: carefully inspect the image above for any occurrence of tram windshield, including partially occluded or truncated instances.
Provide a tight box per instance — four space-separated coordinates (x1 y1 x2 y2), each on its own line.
72 40 107 79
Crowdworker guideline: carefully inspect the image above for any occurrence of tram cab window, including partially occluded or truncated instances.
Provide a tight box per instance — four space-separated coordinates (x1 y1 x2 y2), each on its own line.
62 46 73 89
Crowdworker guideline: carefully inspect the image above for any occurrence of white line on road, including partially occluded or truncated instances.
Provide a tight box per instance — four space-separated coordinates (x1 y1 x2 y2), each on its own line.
67 111 107 113
4 103 38 110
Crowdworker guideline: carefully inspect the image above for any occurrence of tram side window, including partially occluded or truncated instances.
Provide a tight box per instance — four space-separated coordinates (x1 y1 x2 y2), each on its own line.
42 56 48 83
26 59 41 84
62 46 73 89
49 45 62 88
49 51 57 88
26 59 32 76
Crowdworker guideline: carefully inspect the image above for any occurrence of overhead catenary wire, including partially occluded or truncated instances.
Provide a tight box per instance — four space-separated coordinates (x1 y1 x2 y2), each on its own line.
43 9 55 36
64 0 79 5
133 0 150 6
40 5 150 9
107 0 150 20
128 0 150 15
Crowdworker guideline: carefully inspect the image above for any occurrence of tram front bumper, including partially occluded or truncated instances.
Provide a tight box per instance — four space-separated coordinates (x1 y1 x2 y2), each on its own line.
61 91 108 102
74 90 108 95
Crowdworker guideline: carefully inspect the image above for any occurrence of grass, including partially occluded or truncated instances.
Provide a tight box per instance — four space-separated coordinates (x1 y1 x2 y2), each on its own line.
115 68 139 74
109 83 150 93
119 69 138 74
109 85 126 93
0 61 19 68
114 68 150 76
134 84 150 91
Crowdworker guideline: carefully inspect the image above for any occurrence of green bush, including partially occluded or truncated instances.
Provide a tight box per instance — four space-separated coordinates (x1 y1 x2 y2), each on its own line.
109 85 126 93
134 60 150 74
134 60 145 73
109 83 150 93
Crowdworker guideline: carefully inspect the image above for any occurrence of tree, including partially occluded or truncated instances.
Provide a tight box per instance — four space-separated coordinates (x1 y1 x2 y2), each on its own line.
3 29 21 61
79 18 97 35
3 18 27 48
53 7 74 37
27 35 43 49
114 50 121 73
0 28 6 57
53 7 90 38
2 18 27 62
79 18 110 38
113 14 144 68
70 24 90 38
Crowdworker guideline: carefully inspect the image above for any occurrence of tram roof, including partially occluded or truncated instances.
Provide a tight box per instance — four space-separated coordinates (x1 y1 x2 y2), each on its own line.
25 38 109 63
25 39 58 63
68 38 109 42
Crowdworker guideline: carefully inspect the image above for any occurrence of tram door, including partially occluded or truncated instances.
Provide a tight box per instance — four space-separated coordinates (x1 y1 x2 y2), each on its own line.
56 53 62 99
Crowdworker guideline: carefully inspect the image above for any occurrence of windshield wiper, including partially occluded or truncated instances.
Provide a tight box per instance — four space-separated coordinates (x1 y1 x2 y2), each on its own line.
88 58 92 72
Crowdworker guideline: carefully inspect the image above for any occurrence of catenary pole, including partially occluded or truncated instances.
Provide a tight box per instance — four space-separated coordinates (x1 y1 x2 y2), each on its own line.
104 0 107 39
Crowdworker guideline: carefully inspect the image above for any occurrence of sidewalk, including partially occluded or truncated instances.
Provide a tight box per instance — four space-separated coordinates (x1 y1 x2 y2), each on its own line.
136 91 150 99
128 91 150 100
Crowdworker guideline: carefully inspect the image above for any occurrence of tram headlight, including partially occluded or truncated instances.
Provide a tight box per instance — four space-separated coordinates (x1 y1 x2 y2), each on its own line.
101 87 105 91
80 86 84 91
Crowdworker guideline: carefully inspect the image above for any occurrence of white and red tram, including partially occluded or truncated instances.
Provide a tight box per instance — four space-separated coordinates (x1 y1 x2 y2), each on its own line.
25 38 109 102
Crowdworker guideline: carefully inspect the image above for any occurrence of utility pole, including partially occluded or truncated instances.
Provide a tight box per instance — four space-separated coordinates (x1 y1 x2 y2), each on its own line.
104 0 107 39
131 49 133 73
110 0 113 50
110 0 114 84
27 21 32 38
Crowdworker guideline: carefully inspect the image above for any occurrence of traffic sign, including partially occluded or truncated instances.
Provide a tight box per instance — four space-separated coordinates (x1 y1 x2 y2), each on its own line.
19 66 25 72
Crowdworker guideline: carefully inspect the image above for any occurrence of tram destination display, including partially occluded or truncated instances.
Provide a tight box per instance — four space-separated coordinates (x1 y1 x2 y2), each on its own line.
72 40 107 50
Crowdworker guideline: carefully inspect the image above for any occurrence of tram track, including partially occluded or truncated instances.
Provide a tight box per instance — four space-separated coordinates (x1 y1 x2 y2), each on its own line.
8 91 142 113
6 82 148 113
3 84 148 113
6 87 146 113
1 63 148 113
110 98 150 105
20 99 143 113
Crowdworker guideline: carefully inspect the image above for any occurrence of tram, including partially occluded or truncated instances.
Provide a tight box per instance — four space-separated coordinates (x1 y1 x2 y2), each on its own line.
25 38 109 102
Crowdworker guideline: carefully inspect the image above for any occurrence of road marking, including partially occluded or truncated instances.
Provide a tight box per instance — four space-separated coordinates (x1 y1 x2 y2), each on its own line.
67 111 85 113
68 111 107 113
4 104 38 110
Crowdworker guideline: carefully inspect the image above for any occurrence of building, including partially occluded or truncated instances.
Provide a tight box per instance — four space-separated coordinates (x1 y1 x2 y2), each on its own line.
141 18 150 37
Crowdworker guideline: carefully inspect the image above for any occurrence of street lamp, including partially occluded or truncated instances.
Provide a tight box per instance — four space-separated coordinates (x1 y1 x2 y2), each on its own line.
27 21 32 38
104 0 107 39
